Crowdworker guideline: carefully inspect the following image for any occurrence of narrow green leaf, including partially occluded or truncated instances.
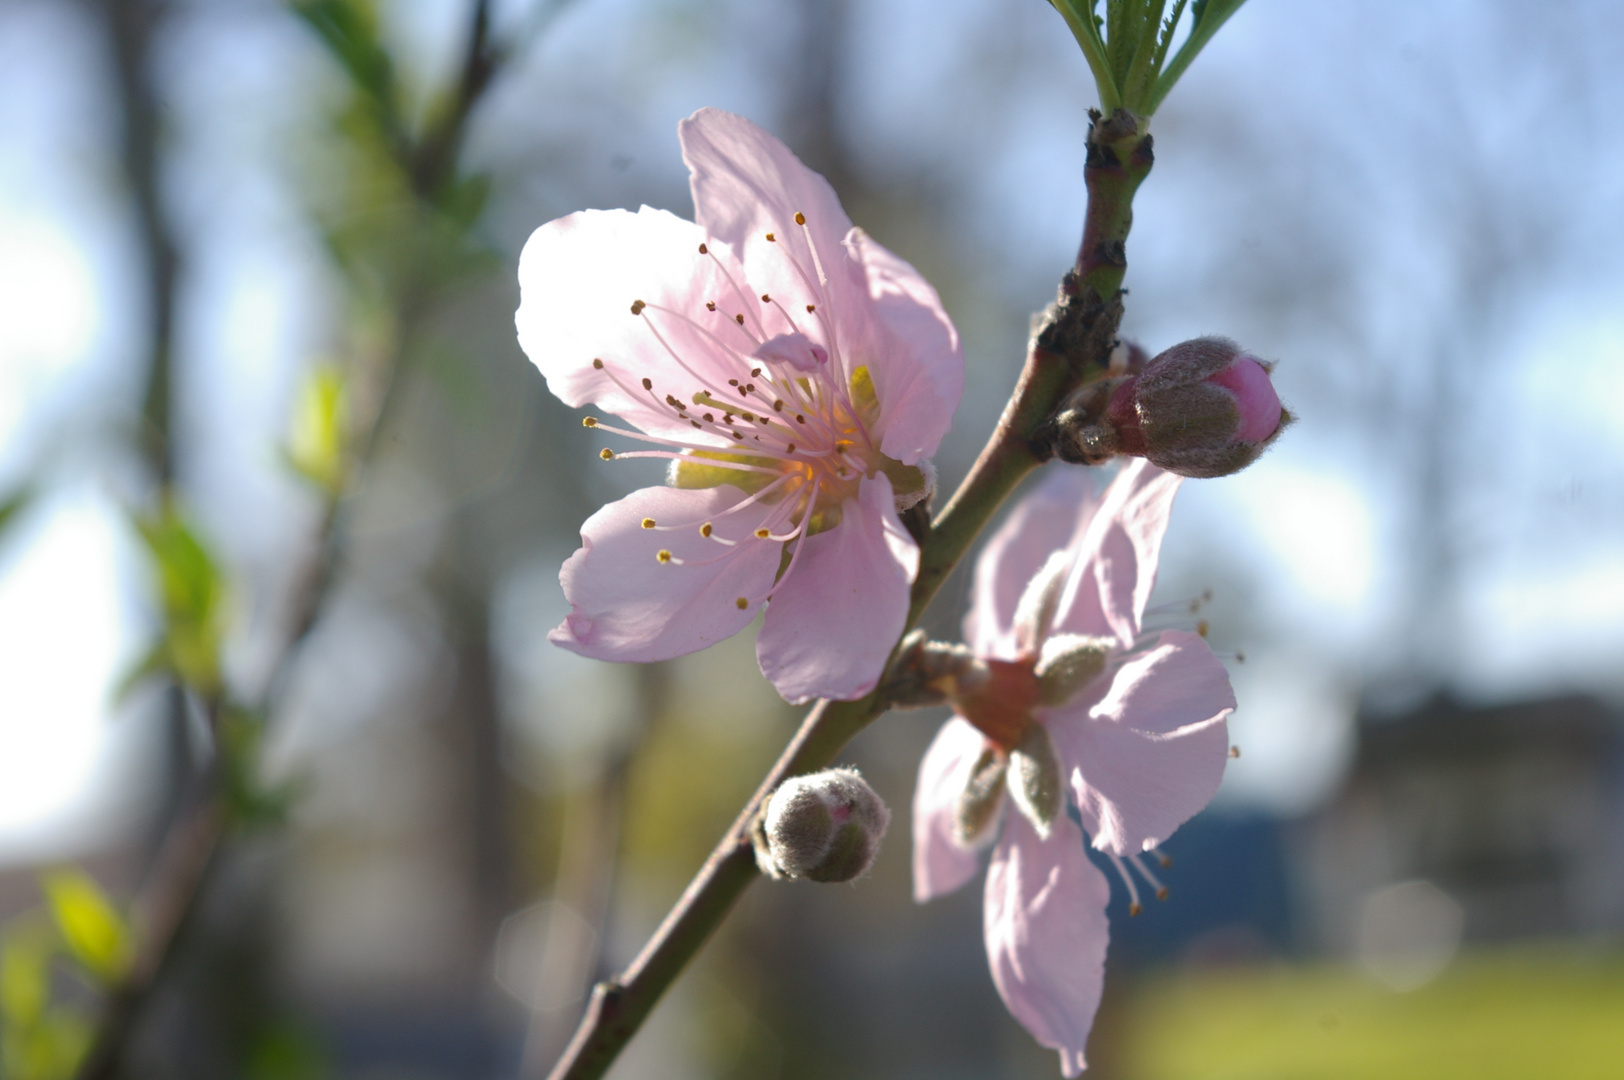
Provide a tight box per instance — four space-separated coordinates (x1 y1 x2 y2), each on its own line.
285 364 349 496
1147 0 1246 114
1049 0 1121 110
40 871 132 987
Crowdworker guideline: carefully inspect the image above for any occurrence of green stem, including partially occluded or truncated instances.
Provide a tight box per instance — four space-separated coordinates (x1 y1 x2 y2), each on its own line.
544 110 1154 1080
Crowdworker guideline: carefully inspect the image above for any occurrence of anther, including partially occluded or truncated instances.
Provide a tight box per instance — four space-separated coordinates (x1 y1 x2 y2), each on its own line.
760 293 771 303
631 300 646 315
599 448 614 460
732 430 744 440
706 301 716 311
700 523 713 538
1229 746 1241 758
698 243 708 254
765 232 775 242
1130 902 1143 917
773 400 785 411
806 304 815 313
728 378 739 386
1154 850 1173 868
794 212 806 225
751 368 762 377
641 518 656 529
785 443 795 454
641 377 653 391
703 413 714 422
755 528 770 539
1197 620 1210 637
736 597 749 609
735 314 745 325
592 358 604 369
582 417 598 427
656 549 672 563
796 414 806 424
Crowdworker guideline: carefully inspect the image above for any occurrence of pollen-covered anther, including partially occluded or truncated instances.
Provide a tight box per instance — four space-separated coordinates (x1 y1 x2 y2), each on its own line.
582 417 598 428
630 300 646 315
656 549 673 564
592 358 604 370
1229 746 1241 758
735 313 744 325
735 597 749 610
642 377 653 390
805 304 815 313
765 232 775 242
760 293 771 303
698 243 708 254
641 518 656 529
699 522 713 538
1197 620 1210 637
754 528 770 539
599 448 614 460
794 211 806 225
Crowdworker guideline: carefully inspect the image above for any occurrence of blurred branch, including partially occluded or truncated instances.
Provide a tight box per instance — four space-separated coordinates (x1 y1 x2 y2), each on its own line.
71 2 531 1075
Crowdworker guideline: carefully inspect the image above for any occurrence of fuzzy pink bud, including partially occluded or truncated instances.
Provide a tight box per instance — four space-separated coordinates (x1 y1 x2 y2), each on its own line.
1106 337 1289 478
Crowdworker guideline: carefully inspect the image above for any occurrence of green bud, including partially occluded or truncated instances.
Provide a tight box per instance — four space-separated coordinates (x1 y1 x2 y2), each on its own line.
756 768 891 883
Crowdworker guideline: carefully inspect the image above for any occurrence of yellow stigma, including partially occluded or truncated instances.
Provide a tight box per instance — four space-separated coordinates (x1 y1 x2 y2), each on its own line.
656 549 672 564
641 518 656 529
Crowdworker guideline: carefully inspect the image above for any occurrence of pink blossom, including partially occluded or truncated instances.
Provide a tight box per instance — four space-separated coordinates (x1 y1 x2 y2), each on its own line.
516 109 962 703
912 460 1235 1075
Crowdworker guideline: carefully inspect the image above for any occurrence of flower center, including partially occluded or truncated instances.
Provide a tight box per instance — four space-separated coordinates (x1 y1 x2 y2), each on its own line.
579 211 923 605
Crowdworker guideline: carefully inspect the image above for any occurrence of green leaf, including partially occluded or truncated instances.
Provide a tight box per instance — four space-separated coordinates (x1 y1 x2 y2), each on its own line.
133 501 227 696
284 364 349 497
39 870 132 987
1 919 54 1026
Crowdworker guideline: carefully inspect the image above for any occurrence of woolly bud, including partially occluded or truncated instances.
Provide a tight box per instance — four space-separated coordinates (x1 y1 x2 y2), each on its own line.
1033 633 1114 706
1108 337 1289 478
756 768 891 883
1006 723 1063 839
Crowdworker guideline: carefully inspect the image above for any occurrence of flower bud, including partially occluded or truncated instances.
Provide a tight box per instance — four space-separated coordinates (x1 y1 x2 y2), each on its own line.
756 767 891 883
1107 337 1289 478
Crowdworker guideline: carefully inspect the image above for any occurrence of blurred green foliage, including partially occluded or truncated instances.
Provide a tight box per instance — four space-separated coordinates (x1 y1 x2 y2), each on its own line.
1116 944 1624 1080
283 364 350 498
123 501 227 701
1 913 93 1080
38 872 131 989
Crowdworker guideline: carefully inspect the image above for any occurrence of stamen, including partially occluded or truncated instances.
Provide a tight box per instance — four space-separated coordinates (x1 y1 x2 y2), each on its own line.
700 523 712 537
592 358 604 370
1150 847 1173 869
1129 853 1169 901
1229 746 1241 758
631 300 646 315
641 518 656 529
736 597 749 609
765 232 775 242
1107 854 1143 916
583 417 598 427
656 549 672 563
599 448 614 460
794 212 805 225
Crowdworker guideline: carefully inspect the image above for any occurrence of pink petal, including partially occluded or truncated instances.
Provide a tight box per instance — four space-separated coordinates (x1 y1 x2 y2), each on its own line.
756 472 918 704
847 229 963 465
912 716 991 903
965 467 1097 661
984 811 1110 1078
1052 459 1182 648
679 108 875 387
516 206 774 444
1048 631 1235 856
551 485 782 663
1208 356 1282 443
